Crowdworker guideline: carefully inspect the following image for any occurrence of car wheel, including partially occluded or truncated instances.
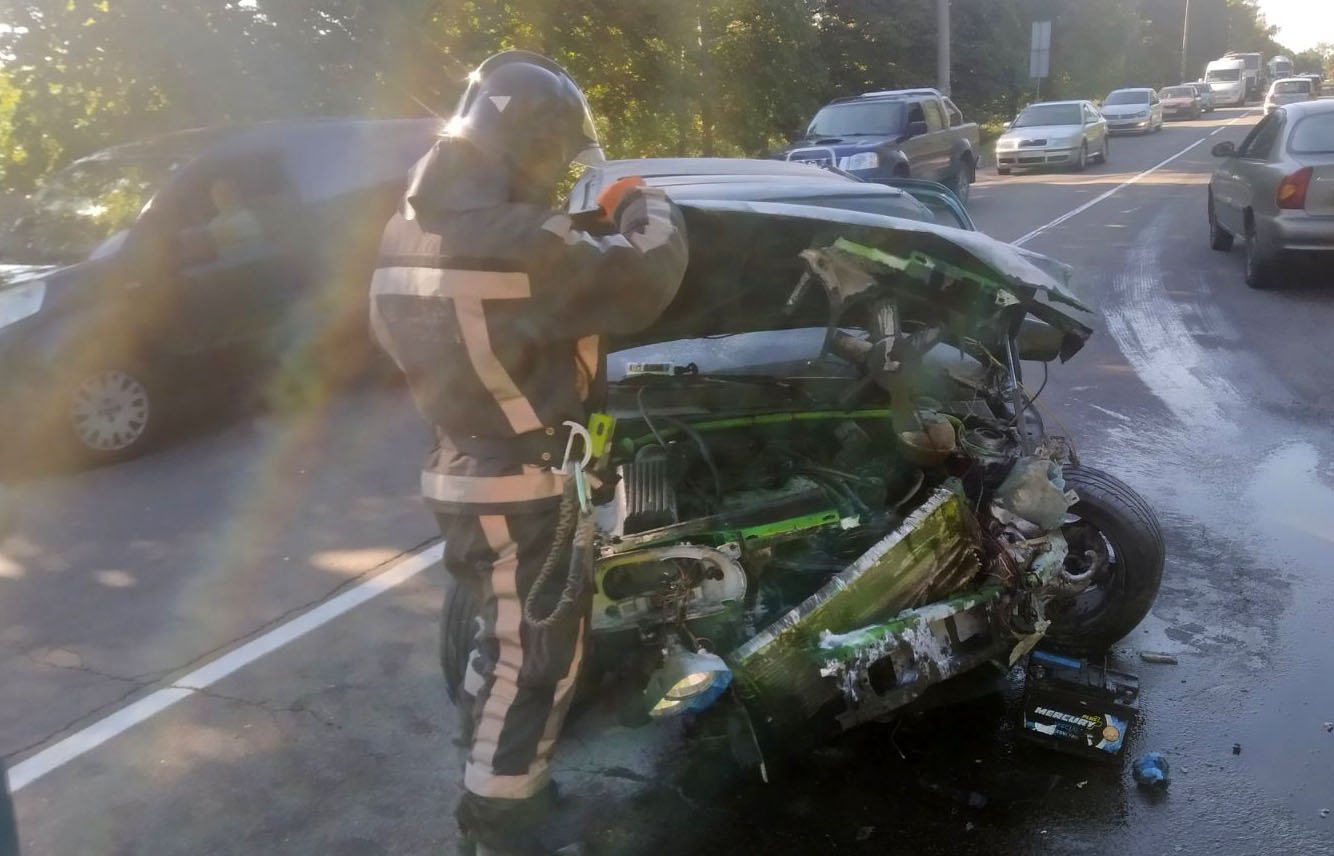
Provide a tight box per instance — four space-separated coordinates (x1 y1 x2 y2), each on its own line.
1243 223 1279 289
1044 466 1166 654
1073 142 1088 172
63 365 162 464
952 158 974 204
1207 194 1233 251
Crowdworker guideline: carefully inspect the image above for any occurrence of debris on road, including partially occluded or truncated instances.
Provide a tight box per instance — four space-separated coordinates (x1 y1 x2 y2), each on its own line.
1132 752 1171 790
1232 743 1242 755
1320 809 1330 819
1138 651 1179 665
1323 721 1333 733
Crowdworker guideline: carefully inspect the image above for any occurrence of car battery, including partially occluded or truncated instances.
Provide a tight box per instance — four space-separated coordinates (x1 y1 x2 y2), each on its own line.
1019 649 1140 762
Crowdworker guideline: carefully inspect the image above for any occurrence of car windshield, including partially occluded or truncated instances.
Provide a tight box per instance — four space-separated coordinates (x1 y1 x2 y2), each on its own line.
1206 68 1241 82
0 157 180 265
1288 113 1334 153
1161 87 1194 98
1104 90 1147 105
1013 104 1082 127
1272 80 1310 94
805 101 907 137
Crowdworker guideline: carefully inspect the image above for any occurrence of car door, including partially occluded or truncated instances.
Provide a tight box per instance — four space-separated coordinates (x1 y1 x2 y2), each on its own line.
1215 113 1284 234
897 100 934 177
1082 103 1103 151
920 98 953 181
159 149 304 355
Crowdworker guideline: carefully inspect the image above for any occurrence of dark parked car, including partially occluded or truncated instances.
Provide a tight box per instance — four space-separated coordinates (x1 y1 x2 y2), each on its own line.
0 118 440 464
779 89 980 204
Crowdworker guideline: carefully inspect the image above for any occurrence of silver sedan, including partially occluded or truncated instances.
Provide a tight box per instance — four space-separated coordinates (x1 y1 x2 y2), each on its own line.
1207 99 1334 289
994 100 1108 175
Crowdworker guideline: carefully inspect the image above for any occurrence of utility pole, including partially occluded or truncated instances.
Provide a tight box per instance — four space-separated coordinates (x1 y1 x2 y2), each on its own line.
937 0 951 95
1180 0 1191 82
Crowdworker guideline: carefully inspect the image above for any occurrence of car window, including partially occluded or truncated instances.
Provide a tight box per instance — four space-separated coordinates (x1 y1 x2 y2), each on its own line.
0 157 183 266
943 98 963 127
167 150 294 261
907 100 928 128
1289 113 1334 154
1239 113 1283 160
806 101 907 137
922 100 946 132
1014 104 1082 127
1104 90 1147 105
1272 80 1311 94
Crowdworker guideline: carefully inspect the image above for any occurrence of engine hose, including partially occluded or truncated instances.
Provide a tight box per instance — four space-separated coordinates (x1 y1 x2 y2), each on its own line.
523 480 597 630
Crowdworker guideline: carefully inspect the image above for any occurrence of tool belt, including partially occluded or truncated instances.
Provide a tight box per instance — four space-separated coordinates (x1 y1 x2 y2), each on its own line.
450 428 570 468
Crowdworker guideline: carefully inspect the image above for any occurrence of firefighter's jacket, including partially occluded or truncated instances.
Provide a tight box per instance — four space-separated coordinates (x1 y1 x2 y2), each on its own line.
371 139 688 515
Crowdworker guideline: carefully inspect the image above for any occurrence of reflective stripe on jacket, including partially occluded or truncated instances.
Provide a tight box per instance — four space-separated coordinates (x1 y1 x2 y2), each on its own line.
371 140 688 515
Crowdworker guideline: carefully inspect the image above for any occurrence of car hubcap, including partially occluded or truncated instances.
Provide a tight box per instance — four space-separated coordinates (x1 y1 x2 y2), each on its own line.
70 370 150 452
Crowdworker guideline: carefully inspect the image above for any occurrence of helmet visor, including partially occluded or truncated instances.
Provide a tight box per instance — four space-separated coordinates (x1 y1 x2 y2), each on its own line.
569 87 605 167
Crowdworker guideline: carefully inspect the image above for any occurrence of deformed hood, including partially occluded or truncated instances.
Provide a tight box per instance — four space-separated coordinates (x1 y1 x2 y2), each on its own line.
612 198 1093 359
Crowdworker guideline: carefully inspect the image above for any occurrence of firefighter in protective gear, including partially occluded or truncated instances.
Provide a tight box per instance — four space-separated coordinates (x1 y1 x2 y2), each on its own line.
370 51 687 854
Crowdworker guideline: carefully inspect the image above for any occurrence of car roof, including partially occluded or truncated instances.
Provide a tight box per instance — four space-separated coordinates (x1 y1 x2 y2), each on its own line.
69 118 441 167
1275 99 1334 117
1272 77 1313 85
567 157 927 213
1108 87 1152 94
591 157 857 183
828 88 942 104
1022 100 1085 107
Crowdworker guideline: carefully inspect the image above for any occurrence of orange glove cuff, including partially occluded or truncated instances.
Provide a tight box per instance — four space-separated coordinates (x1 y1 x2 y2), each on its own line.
596 176 647 221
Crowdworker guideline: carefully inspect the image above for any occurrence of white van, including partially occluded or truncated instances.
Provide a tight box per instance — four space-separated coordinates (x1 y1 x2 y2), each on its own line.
1204 58 1247 106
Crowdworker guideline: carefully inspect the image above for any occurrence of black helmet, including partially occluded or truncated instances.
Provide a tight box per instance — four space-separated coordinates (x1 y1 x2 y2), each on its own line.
447 50 604 185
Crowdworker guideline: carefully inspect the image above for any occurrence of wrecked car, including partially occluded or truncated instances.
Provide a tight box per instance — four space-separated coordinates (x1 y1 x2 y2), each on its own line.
439 158 1165 759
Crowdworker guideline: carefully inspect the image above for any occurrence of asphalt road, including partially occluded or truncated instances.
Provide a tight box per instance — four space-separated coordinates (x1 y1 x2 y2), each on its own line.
5 104 1334 855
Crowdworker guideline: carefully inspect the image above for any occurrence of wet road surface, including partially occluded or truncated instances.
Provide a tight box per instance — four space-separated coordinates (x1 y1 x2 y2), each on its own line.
5 105 1334 854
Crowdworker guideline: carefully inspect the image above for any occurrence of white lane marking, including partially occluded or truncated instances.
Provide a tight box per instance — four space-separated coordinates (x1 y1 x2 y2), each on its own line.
8 541 445 792
1013 111 1254 247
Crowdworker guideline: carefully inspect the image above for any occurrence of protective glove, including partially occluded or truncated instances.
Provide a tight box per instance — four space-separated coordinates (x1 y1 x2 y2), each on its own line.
595 176 646 226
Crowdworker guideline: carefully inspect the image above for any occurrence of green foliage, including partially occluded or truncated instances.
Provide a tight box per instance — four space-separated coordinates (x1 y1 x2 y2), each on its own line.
0 0 1315 195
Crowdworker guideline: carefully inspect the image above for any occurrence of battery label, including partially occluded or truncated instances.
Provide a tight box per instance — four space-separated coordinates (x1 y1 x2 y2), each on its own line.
1024 708 1127 754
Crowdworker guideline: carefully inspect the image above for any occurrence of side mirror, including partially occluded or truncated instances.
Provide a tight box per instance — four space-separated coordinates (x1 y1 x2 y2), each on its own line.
1211 141 1237 157
906 120 930 138
1015 317 1064 363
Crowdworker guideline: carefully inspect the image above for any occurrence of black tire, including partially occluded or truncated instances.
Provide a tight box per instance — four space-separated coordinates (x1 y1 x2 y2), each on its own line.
1073 142 1088 172
997 166 1012 176
1244 222 1278 289
1100 134 1109 163
1044 466 1165 654
1208 194 1233 252
952 157 974 204
440 572 481 705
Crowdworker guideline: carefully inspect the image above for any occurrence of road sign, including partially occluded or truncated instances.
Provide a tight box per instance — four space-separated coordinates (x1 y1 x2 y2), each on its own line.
1030 20 1051 80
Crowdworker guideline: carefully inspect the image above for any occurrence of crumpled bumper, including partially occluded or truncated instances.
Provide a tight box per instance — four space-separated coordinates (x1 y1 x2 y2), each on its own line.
728 487 1007 744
